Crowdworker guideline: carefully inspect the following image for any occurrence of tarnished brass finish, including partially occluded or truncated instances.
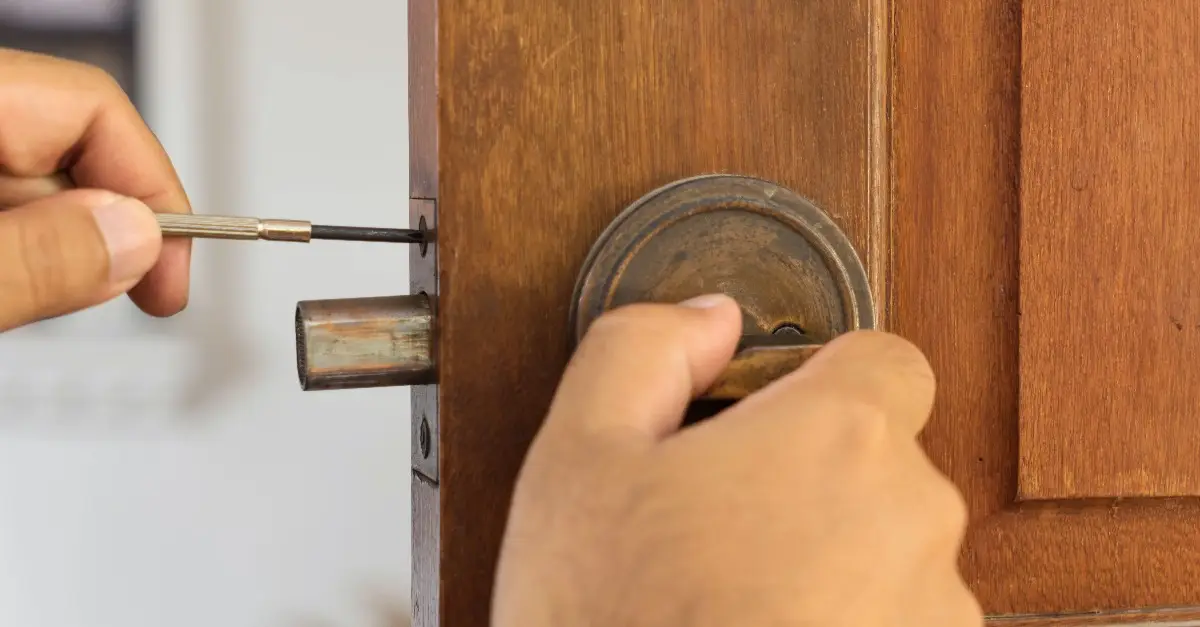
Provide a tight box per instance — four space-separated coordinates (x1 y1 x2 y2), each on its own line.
571 174 875 400
260 219 312 242
295 295 435 391
708 336 823 400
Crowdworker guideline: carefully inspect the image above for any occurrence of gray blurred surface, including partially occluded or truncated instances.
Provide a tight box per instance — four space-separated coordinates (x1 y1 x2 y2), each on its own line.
0 1 413 625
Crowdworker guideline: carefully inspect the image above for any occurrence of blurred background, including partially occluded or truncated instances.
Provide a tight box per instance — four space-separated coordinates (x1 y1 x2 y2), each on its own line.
0 0 413 625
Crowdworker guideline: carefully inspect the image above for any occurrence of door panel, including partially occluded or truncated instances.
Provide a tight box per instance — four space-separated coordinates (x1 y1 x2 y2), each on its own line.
895 0 1200 618
1019 1 1200 501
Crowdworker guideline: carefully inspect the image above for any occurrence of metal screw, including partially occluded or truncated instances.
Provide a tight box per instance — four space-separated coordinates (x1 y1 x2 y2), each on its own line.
418 215 429 257
419 416 432 459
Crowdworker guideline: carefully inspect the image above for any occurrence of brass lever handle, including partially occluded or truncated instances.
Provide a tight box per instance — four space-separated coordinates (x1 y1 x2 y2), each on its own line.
703 336 821 400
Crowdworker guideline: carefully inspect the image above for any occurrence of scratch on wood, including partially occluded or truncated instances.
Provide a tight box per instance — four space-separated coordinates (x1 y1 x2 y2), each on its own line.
541 34 579 69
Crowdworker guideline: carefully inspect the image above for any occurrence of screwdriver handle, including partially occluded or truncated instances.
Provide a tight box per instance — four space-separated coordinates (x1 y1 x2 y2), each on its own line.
156 214 312 242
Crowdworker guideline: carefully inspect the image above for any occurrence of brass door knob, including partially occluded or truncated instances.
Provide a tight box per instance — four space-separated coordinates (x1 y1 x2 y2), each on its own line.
571 174 875 400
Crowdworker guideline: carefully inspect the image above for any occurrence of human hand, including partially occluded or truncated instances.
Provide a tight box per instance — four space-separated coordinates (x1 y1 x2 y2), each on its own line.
0 48 191 332
493 294 981 626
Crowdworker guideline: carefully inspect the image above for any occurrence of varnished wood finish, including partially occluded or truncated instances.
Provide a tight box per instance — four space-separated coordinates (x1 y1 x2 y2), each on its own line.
1018 1 1200 501
415 0 1200 622
415 1 891 625
894 0 1200 617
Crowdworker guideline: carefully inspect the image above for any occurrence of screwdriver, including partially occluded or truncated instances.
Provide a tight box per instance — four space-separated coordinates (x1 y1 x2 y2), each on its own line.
155 213 425 244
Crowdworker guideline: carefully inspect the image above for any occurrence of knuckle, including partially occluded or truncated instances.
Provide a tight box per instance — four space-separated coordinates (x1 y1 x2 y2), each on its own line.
0 144 44 178
589 303 660 329
832 401 890 455
948 583 985 626
17 220 71 307
895 442 968 541
0 55 132 177
52 56 133 111
832 330 935 383
22 48 125 97
77 60 126 96
0 207 104 329
581 303 677 346
926 472 969 538
1 220 67 327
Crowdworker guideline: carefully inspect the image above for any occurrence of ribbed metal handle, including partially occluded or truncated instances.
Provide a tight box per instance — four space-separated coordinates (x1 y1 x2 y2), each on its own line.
156 214 261 240
155 214 312 242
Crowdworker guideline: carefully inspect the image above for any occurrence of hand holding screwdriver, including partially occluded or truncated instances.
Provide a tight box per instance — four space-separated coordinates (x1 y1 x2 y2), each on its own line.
0 49 190 330
0 49 421 333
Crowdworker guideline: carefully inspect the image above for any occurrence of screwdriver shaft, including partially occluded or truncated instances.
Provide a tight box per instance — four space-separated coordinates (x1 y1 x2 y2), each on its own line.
311 224 424 244
155 213 423 244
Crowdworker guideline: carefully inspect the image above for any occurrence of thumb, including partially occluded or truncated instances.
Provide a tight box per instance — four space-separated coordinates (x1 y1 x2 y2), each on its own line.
0 189 162 331
545 294 742 448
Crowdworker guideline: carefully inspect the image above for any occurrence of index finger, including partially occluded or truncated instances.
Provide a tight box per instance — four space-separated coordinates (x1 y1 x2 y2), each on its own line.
0 48 191 316
735 330 937 438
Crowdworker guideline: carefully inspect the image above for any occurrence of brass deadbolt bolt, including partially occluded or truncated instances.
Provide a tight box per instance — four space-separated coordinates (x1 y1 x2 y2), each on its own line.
295 294 435 391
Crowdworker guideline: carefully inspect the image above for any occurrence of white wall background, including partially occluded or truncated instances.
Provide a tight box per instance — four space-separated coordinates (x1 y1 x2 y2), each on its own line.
0 1 414 625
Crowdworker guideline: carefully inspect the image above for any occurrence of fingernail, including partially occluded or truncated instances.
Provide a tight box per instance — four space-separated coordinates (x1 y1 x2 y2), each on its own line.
91 196 160 284
678 293 733 309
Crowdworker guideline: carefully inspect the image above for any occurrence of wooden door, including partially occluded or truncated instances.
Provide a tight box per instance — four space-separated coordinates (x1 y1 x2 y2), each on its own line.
410 0 1200 624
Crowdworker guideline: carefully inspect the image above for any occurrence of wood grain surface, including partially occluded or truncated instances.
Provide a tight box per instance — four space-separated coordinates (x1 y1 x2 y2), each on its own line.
1019 1 1200 501
415 0 891 625
894 0 1200 617
415 0 1200 621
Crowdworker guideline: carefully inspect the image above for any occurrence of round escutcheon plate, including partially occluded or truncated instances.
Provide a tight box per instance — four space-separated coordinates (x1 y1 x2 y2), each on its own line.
570 174 876 346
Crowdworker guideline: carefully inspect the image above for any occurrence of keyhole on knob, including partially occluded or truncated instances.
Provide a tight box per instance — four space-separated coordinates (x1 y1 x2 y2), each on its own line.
772 322 807 337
